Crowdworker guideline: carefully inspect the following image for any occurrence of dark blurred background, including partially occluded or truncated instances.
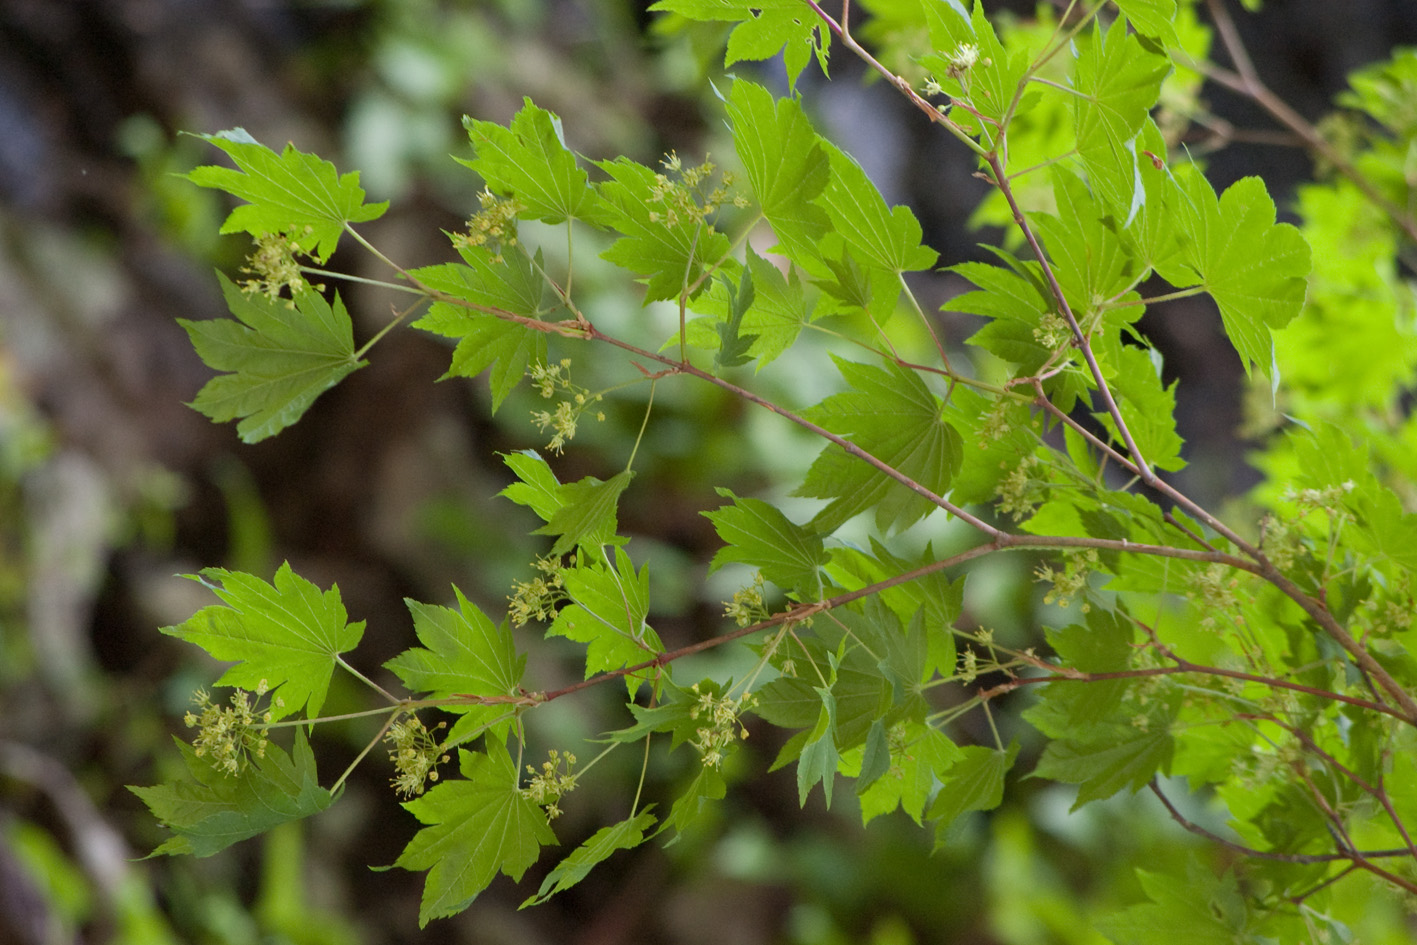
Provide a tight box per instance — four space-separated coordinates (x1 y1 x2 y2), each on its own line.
1 1 1414 943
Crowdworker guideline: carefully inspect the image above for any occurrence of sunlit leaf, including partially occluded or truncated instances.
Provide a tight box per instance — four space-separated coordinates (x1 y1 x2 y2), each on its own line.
163 562 365 721
186 130 387 261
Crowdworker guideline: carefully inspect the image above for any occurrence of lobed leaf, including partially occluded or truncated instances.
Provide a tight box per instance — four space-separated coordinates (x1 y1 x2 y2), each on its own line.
548 547 663 692
797 686 840 807
393 738 557 926
856 723 964 825
1111 0 1180 45
703 488 828 598
1031 727 1173 809
461 101 611 225
651 0 826 88
1070 18 1170 224
724 79 831 266
130 730 331 857
795 357 962 533
185 129 387 261
181 273 365 443
385 587 526 745
595 157 732 303
713 265 759 369
928 742 1018 844
816 140 938 277
521 809 657 907
162 562 365 721
1170 172 1312 375
920 1 1029 141
499 452 634 560
411 248 555 410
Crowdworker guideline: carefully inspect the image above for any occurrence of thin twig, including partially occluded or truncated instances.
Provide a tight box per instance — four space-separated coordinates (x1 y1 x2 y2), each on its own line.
1194 0 1417 245
987 152 1155 484
1147 781 1410 864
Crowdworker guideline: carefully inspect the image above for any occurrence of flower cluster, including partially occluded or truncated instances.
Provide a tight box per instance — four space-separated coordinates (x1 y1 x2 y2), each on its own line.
520 749 577 821
1035 549 1098 611
976 399 1014 449
451 188 523 263
1032 312 1071 350
528 359 604 455
240 228 317 300
996 454 1044 522
723 572 770 628
509 554 569 627
385 715 450 798
945 42 981 79
688 683 756 769
647 151 746 229
184 685 275 775
1186 562 1242 632
1257 514 1306 572
923 42 985 100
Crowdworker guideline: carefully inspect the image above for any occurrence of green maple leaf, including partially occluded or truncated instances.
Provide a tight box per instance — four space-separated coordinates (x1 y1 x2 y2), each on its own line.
180 273 365 443
739 246 815 366
1097 346 1186 472
754 674 822 730
1032 727 1173 808
724 80 831 267
411 249 555 410
1112 0 1179 44
393 738 557 926
1171 171 1312 375
819 610 900 750
703 488 828 597
130 730 331 857
596 157 732 303
714 265 759 369
185 129 387 262
857 722 963 825
795 357 963 533
163 562 365 721
928 742 1018 842
1024 614 1137 740
521 809 657 907
499 450 562 521
1071 17 1170 222
414 245 556 320
461 101 611 225
1030 167 1142 312
385 587 526 746
1097 866 1249 945
948 257 1052 324
498 452 633 561
606 696 699 749
548 547 663 692
817 140 938 277
651 0 826 88
797 686 840 807
816 248 876 315
725 7 826 88
660 764 726 843
537 472 635 558
848 539 964 676
679 247 815 368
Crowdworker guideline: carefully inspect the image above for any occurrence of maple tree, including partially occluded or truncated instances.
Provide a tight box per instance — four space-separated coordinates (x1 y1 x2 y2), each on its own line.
134 0 1417 937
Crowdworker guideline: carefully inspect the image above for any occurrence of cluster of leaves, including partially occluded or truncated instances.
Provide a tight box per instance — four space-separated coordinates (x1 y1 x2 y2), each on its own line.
134 0 1417 936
